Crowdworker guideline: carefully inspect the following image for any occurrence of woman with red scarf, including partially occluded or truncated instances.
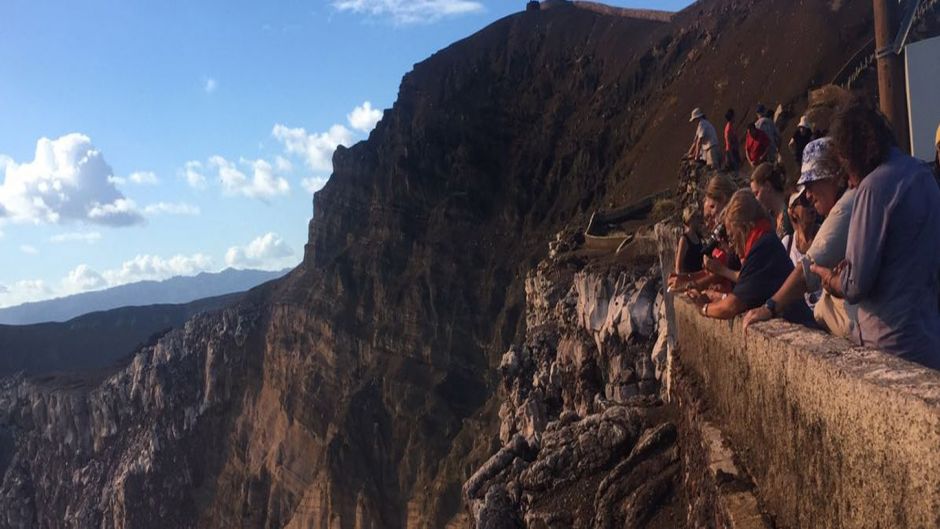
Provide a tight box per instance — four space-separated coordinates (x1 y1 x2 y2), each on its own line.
688 190 814 324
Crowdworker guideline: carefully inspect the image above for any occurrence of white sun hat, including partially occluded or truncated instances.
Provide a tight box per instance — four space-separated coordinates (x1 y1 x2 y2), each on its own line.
689 108 705 122
797 138 838 187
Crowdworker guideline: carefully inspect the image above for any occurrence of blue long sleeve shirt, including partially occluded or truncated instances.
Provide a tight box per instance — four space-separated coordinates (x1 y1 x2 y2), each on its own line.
840 149 940 369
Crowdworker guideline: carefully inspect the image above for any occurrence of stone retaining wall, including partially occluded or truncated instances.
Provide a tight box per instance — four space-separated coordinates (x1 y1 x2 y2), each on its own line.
672 297 940 529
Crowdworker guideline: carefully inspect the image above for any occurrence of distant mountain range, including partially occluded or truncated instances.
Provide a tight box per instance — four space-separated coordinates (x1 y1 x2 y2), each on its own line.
0 268 290 325
0 292 242 378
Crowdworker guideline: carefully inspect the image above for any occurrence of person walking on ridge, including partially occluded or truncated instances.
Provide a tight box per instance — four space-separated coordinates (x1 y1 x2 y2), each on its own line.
724 108 741 172
755 104 780 163
687 108 721 169
745 124 771 168
789 115 814 165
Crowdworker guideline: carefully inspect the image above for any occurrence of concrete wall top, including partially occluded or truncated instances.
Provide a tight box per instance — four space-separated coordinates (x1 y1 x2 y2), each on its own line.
672 297 940 529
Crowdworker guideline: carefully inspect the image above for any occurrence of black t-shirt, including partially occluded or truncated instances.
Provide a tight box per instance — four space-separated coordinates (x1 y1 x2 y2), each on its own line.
733 233 814 325
680 233 704 273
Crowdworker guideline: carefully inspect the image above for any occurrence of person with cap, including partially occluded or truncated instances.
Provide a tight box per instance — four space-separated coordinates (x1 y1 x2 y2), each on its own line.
743 137 858 338
789 115 815 165
811 98 940 370
755 103 780 163
687 108 722 169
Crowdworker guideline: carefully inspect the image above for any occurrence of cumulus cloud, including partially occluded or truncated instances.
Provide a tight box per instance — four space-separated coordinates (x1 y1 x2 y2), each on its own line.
347 101 383 133
183 160 207 189
50 231 102 243
0 279 51 308
208 156 290 200
101 253 214 286
272 123 353 173
62 264 107 294
332 0 484 24
142 202 200 216
20 245 38 255
225 232 296 270
0 134 145 226
109 170 159 186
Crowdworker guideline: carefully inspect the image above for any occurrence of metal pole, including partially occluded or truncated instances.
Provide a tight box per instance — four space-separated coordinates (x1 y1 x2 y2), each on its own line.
872 0 911 151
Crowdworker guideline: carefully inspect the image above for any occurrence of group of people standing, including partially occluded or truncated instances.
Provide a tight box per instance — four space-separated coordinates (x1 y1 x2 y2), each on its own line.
687 104 819 172
672 96 940 370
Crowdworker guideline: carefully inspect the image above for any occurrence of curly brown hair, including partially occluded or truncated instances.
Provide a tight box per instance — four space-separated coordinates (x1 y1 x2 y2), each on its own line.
830 97 897 181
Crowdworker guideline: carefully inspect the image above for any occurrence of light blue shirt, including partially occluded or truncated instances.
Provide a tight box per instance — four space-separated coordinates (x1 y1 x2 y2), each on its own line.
840 149 940 369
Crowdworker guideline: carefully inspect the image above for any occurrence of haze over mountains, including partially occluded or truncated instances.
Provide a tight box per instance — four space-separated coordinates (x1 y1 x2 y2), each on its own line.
0 267 289 325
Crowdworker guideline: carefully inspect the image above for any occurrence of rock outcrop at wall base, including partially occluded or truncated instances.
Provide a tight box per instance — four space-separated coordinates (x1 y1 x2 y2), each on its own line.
463 243 687 528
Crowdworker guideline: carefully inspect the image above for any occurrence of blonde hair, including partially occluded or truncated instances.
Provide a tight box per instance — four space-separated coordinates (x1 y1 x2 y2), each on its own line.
724 190 770 254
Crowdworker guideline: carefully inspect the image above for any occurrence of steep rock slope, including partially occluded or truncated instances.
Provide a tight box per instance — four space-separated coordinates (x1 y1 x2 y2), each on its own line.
0 1 876 528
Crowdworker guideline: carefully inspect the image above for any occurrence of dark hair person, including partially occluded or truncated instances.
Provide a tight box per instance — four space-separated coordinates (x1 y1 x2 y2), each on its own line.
812 99 940 369
689 189 813 324
744 138 858 338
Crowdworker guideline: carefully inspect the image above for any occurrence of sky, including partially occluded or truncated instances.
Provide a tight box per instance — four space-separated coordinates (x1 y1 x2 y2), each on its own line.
0 0 693 308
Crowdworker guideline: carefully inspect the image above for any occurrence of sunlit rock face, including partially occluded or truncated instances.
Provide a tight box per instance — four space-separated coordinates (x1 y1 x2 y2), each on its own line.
0 0 876 527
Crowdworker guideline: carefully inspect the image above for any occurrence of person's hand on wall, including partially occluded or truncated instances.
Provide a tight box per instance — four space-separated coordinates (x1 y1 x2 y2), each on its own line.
686 289 710 306
742 306 773 332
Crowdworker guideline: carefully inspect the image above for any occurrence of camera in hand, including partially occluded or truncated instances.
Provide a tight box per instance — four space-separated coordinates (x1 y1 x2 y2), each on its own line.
701 223 728 255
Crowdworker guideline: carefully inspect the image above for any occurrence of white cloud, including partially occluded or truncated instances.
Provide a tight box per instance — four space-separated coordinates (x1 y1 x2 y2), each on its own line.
19 244 38 255
225 232 296 270
204 77 218 94
183 160 207 189
274 156 293 173
87 198 145 226
301 177 329 194
142 202 200 216
109 170 159 186
62 264 107 294
0 279 51 308
0 134 145 226
347 101 383 133
101 253 214 286
332 0 484 24
208 156 290 200
272 123 353 173
50 231 102 243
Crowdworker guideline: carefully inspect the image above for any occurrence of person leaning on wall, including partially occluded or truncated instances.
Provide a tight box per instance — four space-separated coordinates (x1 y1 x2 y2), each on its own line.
743 138 858 338
668 174 740 292
686 189 814 324
811 98 940 370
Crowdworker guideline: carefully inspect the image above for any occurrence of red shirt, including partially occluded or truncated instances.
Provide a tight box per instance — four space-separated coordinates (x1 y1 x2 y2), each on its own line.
724 122 739 153
745 128 770 164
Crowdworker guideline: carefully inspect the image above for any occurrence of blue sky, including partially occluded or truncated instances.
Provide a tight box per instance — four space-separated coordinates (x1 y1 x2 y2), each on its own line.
0 0 692 307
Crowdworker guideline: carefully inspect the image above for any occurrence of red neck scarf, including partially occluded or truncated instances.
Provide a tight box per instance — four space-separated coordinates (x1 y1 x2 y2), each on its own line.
743 218 774 261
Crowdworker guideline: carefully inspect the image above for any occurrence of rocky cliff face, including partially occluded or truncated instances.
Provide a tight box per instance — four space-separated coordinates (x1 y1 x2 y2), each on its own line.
463 242 683 528
0 1 877 528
